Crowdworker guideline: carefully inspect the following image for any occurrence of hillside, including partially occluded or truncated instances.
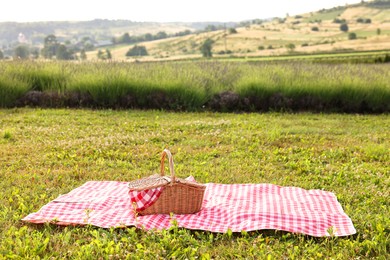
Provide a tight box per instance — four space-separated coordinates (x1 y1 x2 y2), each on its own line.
87 1 390 61
1 1 389 61
0 19 235 59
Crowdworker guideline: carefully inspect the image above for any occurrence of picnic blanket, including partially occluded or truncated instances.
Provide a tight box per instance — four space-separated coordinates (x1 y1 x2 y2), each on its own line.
22 181 356 237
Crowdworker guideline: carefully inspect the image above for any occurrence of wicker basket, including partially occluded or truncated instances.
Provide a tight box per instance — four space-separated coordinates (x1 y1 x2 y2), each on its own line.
128 149 206 215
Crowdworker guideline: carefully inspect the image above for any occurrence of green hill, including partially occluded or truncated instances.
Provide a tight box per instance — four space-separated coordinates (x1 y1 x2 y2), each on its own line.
91 0 390 61
1 1 389 61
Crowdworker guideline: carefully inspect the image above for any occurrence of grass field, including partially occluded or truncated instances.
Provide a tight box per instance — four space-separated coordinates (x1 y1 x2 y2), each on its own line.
1 60 389 113
0 109 389 258
88 4 390 61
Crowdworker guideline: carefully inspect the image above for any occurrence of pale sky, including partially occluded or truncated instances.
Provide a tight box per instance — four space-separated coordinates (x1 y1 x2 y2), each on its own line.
1 0 362 23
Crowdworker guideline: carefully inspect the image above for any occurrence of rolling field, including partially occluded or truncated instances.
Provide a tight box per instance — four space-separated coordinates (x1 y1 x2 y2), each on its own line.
0 109 389 258
87 4 390 61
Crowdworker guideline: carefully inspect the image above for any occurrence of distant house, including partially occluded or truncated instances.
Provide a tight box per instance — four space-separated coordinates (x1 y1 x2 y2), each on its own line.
96 40 112 47
18 33 27 43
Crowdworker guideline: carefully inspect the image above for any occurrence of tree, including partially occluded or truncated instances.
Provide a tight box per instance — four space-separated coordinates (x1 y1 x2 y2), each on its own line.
155 31 168 40
80 49 87 60
31 48 40 59
144 33 153 41
286 43 296 52
348 32 357 40
97 50 104 59
377 28 381 35
0 50 4 59
205 25 218 32
228 28 237 34
333 18 346 24
200 38 214 58
44 34 57 45
105 49 112 59
42 34 58 59
97 49 113 60
121 33 131 43
56 44 73 60
126 45 148 57
14 45 29 59
340 23 349 32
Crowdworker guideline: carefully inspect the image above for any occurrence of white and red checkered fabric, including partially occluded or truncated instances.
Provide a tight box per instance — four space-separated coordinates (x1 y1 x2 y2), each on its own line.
22 181 356 237
128 187 163 211
128 175 196 212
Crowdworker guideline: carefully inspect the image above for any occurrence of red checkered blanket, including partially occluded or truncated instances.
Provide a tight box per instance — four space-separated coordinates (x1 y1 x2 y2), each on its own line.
22 181 356 237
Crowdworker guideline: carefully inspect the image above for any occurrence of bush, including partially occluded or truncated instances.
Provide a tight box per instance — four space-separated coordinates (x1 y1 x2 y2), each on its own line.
311 26 319 31
333 18 346 24
228 28 237 34
357 18 372 24
200 38 214 58
208 91 241 112
348 32 357 40
285 43 296 52
126 45 148 57
340 23 349 32
217 50 233 55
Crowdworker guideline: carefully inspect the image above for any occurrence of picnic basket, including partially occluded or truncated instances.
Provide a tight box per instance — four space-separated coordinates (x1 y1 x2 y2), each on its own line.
128 149 206 215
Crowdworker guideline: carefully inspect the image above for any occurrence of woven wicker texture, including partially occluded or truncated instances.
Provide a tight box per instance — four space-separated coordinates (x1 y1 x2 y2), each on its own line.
128 149 206 215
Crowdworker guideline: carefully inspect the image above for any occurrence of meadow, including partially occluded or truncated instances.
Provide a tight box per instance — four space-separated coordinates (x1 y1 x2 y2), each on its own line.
0 109 389 258
1 60 389 113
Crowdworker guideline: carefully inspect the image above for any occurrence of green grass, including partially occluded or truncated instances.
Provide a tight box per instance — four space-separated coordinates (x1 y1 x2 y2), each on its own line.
303 8 345 23
1 60 389 112
0 109 389 258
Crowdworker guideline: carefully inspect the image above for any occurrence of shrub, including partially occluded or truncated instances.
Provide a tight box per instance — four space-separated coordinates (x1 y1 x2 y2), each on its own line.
258 46 265 50
311 26 319 31
208 91 241 112
340 23 349 32
126 45 148 57
333 18 346 24
348 32 357 40
200 38 214 58
357 18 372 23
228 28 237 34
285 43 296 52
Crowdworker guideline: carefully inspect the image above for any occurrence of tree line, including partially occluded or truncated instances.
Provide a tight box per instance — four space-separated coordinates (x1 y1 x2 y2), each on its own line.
112 30 192 45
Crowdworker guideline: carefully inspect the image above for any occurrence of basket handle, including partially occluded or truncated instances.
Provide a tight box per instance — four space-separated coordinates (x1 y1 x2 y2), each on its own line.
160 149 175 182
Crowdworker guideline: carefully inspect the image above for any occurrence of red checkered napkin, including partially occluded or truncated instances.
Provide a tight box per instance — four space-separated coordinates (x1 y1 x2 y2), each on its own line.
128 187 164 211
128 176 197 211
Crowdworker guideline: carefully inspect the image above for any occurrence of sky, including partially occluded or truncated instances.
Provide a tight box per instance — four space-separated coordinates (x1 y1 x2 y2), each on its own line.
1 0 363 23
